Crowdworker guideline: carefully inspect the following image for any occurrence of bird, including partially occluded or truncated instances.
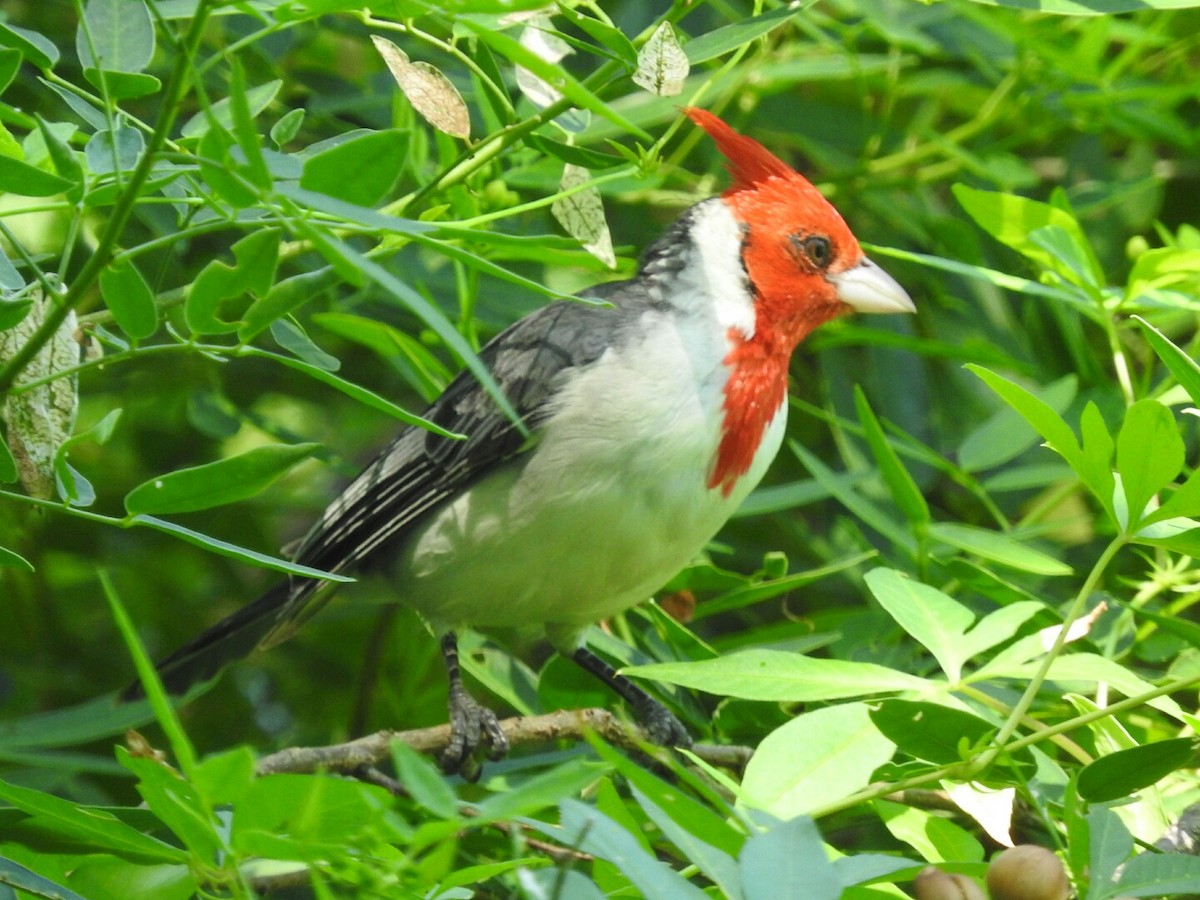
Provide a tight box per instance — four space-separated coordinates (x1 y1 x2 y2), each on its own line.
130 108 915 775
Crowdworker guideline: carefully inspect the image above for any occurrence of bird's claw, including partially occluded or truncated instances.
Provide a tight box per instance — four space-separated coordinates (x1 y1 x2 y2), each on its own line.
442 684 508 779
637 697 693 750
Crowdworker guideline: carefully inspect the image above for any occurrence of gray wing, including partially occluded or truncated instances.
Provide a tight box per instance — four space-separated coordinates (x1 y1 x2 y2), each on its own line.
262 293 632 643
141 294 637 694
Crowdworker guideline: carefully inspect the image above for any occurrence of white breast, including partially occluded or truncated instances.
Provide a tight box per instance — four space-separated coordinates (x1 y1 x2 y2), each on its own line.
391 199 786 649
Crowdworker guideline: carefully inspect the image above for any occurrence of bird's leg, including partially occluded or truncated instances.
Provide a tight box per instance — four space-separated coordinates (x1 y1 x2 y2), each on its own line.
571 646 693 749
440 631 508 778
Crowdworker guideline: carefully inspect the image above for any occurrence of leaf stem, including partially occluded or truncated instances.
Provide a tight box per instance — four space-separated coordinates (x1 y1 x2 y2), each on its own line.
0 2 213 395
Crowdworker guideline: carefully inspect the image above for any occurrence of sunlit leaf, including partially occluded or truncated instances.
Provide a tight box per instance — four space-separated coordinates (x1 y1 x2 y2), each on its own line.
124 443 321 515
1116 399 1183 531
632 22 689 97
552 163 615 268
741 703 895 819
372 36 470 139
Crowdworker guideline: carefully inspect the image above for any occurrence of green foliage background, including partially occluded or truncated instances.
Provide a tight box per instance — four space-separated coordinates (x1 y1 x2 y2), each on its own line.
1 0 1200 897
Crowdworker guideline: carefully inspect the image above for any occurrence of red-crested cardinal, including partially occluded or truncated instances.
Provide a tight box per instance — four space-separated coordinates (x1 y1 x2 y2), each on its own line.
131 108 915 774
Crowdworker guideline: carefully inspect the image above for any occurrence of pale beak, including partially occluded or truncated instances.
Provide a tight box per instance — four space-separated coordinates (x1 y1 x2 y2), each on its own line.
830 256 916 315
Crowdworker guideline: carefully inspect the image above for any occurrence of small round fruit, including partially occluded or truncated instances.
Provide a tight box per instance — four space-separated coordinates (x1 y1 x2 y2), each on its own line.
986 845 1070 900
913 866 986 900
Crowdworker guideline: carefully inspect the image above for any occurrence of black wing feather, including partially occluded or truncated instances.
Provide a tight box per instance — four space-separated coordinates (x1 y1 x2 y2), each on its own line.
138 293 638 696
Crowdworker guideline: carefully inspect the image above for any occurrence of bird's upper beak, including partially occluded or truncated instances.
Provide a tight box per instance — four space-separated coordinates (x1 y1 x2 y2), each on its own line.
830 256 916 315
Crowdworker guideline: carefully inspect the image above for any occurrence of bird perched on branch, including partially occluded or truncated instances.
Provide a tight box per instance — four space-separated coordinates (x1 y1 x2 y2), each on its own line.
131 108 915 775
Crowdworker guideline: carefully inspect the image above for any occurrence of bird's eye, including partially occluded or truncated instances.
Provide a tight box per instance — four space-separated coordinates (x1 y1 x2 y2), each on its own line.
800 235 832 269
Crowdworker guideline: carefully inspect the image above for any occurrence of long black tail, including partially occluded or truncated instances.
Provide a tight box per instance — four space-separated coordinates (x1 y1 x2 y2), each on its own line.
122 581 293 700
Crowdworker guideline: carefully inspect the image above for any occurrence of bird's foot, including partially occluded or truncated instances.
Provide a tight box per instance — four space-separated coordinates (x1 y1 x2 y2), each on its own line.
634 695 694 750
441 682 508 779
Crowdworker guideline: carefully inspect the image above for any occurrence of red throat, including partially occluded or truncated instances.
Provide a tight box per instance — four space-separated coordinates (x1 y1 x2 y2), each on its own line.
685 107 862 496
708 303 845 496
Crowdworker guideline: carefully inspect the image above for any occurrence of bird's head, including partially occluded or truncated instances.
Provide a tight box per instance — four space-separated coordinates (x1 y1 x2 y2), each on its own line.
684 107 914 352
683 108 915 495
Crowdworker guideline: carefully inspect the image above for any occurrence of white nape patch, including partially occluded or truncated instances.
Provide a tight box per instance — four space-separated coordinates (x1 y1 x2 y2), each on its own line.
686 199 755 339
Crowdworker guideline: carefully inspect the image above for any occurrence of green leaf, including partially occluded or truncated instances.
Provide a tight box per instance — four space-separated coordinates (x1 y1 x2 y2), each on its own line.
180 79 283 140
0 22 60 70
864 568 974 682
0 777 186 863
0 544 33 571
1134 315 1200 408
526 133 626 169
82 67 161 99
1027 223 1102 291
0 855 89 900
239 267 341 342
270 319 339 372
587 739 744 858
225 57 271 193
741 703 895 819
1144 465 1200 527
99 258 158 340
959 374 1077 472
55 409 123 508
277 183 431 238
996 653 1184 721
683 6 801 64
625 648 926 701
300 129 407 207
928 522 1072 576
854 386 929 528
128 514 354 582
473 758 606 825
76 0 154 73
270 207 519 429
870 700 999 765
124 442 321 515
1116 399 1183 530
118 747 223 862
791 441 915 554
628 786 742 899
35 116 83 195
270 108 305 148
0 47 19 94
186 229 281 335
1088 808 1134 891
238 345 459 435
967 365 1116 513
0 429 16 482
953 183 1103 287
456 19 651 140
231 774 395 855
312 311 452 400
191 746 256 808
875 799 984 864
390 741 459 821
552 3 637 63
971 0 1200 14
740 815 842 900
1109 852 1200 899
558 799 711 900
0 155 74 196
1126 248 1200 305
1077 738 1198 803
84 125 145 175
197 124 256 208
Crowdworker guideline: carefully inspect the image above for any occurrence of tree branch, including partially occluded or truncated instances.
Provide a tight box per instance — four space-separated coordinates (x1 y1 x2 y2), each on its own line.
255 708 753 776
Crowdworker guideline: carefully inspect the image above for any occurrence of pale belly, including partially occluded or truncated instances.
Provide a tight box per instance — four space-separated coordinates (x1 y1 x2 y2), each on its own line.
389 329 788 650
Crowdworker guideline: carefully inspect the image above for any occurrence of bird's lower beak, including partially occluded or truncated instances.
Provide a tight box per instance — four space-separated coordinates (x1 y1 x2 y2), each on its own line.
830 256 916 315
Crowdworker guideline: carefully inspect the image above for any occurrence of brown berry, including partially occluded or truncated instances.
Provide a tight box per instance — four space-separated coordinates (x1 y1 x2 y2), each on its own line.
986 845 1071 900
913 867 986 900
